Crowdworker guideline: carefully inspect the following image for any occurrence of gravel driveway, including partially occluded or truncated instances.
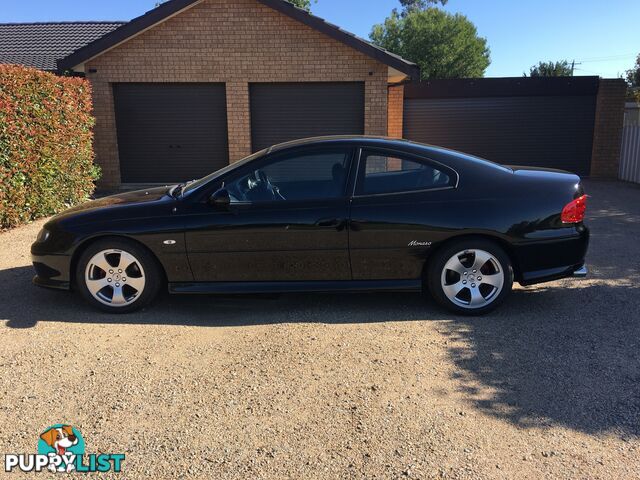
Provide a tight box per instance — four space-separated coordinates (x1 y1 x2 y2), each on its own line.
0 180 638 479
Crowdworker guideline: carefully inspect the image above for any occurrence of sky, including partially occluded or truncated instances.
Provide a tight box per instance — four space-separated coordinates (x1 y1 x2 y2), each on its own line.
2 0 639 78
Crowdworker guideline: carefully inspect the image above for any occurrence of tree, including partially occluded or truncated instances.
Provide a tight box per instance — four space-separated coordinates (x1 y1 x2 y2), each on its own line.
399 0 447 13
626 54 640 102
287 0 316 10
370 8 490 80
627 54 640 86
526 61 573 77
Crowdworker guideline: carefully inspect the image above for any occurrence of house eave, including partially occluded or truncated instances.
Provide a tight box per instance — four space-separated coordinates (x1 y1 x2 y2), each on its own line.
58 0 420 80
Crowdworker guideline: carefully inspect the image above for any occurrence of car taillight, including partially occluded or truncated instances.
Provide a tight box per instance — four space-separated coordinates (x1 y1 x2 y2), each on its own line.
561 195 588 224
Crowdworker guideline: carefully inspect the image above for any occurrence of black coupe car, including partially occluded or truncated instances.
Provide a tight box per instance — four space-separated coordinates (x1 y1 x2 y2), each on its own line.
32 136 589 315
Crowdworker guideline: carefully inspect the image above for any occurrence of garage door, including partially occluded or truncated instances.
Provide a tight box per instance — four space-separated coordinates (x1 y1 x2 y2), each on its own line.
113 83 229 184
403 95 597 176
250 82 365 151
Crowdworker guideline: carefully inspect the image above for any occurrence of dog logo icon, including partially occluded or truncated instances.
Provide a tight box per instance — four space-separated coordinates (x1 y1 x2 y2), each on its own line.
4 425 124 474
37 425 85 472
39 426 82 456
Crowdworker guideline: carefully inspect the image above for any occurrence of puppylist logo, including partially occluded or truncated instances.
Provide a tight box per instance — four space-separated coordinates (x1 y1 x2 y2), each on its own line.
4 425 125 473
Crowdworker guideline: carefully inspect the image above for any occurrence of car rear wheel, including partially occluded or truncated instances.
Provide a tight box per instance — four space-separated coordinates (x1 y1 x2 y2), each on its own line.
76 239 162 313
427 239 513 315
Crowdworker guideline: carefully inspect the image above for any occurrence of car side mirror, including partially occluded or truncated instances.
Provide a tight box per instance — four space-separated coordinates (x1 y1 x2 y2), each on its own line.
209 188 231 209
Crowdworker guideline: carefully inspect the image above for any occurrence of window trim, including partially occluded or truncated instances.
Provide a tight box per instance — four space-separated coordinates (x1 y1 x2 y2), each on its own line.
352 147 459 199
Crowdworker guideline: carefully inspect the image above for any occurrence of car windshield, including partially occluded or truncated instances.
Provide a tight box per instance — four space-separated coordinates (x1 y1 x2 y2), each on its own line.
181 148 269 196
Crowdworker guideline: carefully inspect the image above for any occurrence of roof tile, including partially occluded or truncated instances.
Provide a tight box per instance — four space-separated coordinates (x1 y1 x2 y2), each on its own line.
0 22 126 71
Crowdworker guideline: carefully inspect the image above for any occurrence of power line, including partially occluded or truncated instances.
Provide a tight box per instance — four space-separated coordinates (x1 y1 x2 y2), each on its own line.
574 67 603 76
575 53 637 63
571 59 580 75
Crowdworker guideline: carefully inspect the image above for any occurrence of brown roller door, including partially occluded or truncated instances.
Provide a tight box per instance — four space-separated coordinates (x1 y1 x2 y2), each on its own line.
250 82 365 151
403 79 598 176
113 83 229 184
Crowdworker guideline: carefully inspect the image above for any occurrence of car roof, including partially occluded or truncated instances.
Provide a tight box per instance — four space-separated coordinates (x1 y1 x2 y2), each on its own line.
267 135 425 153
266 135 513 174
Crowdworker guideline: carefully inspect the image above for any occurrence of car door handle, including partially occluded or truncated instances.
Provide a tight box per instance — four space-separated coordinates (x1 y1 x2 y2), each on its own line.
315 218 346 229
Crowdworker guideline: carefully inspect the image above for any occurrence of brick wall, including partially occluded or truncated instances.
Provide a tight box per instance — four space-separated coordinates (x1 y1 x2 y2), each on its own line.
85 0 389 187
590 79 627 178
225 81 251 163
387 84 404 138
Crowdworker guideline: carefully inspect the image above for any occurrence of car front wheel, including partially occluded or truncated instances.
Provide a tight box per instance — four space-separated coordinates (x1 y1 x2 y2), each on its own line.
76 239 162 313
427 239 513 315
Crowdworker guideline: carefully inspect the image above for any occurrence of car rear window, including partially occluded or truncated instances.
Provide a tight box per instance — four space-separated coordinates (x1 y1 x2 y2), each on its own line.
357 151 455 196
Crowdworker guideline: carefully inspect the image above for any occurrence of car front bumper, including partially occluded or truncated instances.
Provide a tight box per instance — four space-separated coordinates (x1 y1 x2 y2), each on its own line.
31 253 72 291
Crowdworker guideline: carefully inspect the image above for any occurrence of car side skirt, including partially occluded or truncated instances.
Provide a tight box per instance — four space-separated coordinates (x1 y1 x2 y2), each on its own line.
168 279 422 295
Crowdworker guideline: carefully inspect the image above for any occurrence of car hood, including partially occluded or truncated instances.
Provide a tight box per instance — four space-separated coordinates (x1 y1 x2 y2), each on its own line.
50 186 174 224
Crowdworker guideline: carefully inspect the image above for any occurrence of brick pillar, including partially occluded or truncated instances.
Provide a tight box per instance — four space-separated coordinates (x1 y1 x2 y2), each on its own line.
226 81 252 163
590 79 627 178
88 75 121 188
387 84 404 138
364 72 388 136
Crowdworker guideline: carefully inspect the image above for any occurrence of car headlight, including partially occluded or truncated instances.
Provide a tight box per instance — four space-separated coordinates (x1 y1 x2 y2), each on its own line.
37 228 50 243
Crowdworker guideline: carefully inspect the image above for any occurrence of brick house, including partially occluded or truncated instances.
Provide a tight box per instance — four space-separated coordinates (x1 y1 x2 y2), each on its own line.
27 0 416 187
1 0 625 184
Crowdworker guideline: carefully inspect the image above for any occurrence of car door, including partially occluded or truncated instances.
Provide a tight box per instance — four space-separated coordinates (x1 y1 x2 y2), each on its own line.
184 147 355 282
349 148 458 280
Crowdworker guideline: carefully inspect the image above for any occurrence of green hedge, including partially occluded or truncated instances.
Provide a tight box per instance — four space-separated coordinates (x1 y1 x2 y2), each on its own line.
0 64 99 229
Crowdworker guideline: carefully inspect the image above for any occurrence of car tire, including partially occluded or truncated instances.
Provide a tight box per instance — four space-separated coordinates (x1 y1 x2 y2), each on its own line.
426 238 513 315
76 238 163 314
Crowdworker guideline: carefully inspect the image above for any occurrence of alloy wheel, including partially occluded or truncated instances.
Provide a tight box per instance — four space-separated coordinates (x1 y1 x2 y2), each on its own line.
84 249 146 307
440 249 505 309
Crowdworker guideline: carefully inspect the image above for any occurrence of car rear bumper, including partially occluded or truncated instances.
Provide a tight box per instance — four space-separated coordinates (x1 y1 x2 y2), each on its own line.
31 253 72 291
572 264 588 278
520 263 588 286
514 224 589 286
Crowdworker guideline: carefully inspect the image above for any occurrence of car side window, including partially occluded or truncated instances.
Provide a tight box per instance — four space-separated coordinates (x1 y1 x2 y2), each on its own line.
225 150 351 203
356 150 454 196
